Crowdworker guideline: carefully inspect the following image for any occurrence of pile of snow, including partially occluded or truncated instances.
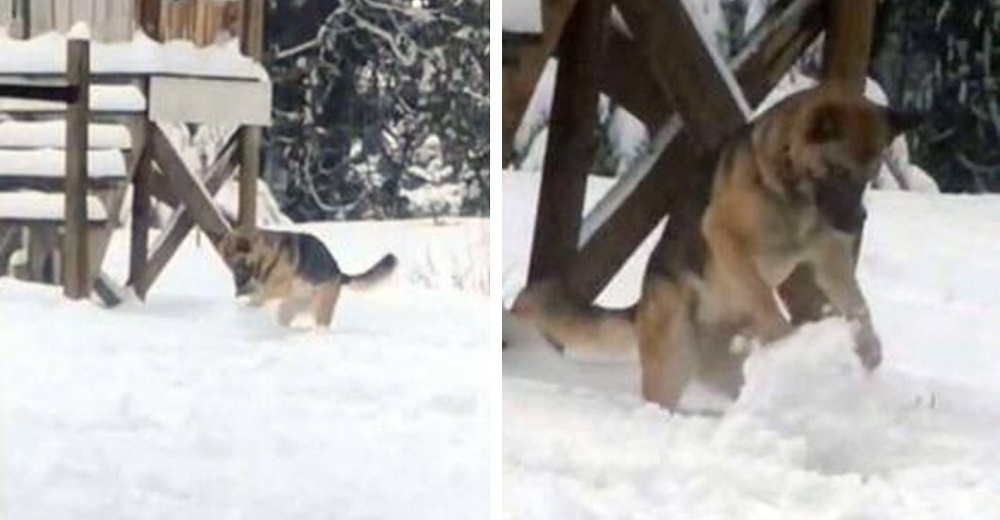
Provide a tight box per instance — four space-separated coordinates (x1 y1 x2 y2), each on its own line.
1 217 489 520
0 29 266 80
503 169 1000 518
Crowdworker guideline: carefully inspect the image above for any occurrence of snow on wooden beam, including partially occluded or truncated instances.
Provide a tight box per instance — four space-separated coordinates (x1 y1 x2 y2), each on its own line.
528 0 610 282
149 76 270 125
0 192 108 225
821 0 877 93
502 0 580 164
0 121 132 149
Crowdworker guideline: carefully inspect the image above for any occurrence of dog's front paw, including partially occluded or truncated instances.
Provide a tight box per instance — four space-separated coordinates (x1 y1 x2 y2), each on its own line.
753 316 794 344
854 326 882 370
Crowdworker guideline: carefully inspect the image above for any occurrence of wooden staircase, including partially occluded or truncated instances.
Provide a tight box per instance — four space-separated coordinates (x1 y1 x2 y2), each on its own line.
0 39 146 304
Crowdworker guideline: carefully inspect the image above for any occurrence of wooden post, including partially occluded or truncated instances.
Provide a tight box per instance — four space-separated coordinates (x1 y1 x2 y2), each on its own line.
821 0 877 92
137 0 163 41
526 0 610 283
63 38 90 299
128 110 152 290
237 0 264 230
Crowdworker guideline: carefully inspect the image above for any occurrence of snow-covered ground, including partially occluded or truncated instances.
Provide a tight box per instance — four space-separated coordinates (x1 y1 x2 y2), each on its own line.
503 170 1000 519
1 218 489 520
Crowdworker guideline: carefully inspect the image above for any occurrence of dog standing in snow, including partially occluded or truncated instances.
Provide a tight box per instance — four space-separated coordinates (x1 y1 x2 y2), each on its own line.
219 229 397 328
513 85 922 409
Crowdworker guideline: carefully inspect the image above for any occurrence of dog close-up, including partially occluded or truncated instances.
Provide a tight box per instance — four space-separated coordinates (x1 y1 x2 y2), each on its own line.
219 229 397 328
514 84 923 409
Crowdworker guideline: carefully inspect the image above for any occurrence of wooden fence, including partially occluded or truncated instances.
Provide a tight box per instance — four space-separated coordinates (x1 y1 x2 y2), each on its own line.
0 0 243 45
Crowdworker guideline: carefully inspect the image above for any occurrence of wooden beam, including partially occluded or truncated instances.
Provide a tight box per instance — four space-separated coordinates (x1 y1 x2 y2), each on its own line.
128 116 152 288
615 0 750 151
527 0 611 282
598 28 672 129
137 0 163 41
240 0 265 60
502 0 580 164
237 126 260 230
822 0 877 93
63 38 90 300
133 134 238 297
0 83 76 102
564 0 823 300
149 123 232 240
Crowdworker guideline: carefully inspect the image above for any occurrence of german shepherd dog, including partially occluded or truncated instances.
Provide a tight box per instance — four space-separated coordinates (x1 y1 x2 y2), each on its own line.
513 85 922 409
219 229 397 328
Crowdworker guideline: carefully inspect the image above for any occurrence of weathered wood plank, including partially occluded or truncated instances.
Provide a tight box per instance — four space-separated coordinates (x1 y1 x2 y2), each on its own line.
133 133 238 297
137 0 163 40
527 0 611 282
149 122 231 239
614 0 750 151
821 0 877 92
237 126 261 230
598 28 672 130
502 0 580 164
128 116 152 288
63 38 90 299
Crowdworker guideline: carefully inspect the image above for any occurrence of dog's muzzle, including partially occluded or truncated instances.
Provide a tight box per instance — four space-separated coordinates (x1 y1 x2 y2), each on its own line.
232 261 255 296
815 178 868 233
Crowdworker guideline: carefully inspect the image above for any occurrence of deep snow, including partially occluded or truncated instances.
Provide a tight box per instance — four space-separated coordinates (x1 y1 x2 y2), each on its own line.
1 218 489 520
503 170 1000 519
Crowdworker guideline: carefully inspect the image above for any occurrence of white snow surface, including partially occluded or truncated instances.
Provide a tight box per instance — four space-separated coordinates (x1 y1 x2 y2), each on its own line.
1 218 489 519
502 0 542 33
0 191 107 221
0 149 125 177
0 30 266 80
503 169 1000 519
0 120 131 149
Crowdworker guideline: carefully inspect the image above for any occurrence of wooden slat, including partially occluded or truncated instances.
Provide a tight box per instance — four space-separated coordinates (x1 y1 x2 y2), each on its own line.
527 0 610 282
564 0 823 300
237 126 260 230
614 0 750 151
63 38 90 299
133 132 238 297
137 0 162 40
598 28 672 129
821 0 877 92
240 0 265 60
502 0 580 164
149 122 231 239
0 83 76 102
129 116 152 288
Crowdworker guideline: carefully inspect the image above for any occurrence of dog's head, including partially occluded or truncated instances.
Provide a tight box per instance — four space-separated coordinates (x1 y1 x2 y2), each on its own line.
219 230 262 296
793 95 923 232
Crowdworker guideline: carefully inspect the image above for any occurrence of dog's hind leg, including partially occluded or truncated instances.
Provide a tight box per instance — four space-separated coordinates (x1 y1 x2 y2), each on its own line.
312 281 342 328
636 276 697 409
278 294 311 327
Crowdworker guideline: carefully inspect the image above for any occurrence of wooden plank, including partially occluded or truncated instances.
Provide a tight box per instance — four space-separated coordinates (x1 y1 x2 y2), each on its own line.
564 0 823 300
128 116 152 288
240 0 265 60
237 126 261 230
822 0 877 92
0 83 75 102
502 0 580 164
149 122 231 239
137 0 163 40
598 28 672 130
615 0 750 151
63 38 89 299
133 133 238 297
527 0 610 282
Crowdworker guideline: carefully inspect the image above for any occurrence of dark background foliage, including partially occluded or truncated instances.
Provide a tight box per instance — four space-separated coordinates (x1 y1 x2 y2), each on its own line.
263 0 489 221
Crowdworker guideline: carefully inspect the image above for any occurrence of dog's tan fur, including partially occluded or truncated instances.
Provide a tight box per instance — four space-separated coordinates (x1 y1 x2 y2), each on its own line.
513 86 921 408
219 229 396 328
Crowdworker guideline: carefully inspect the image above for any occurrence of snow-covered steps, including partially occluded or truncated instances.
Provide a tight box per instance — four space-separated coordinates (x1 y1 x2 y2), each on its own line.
0 191 108 226
0 149 128 190
0 84 146 114
0 120 132 149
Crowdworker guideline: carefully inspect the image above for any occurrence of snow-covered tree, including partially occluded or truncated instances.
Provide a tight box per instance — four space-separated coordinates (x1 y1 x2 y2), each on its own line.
264 0 488 221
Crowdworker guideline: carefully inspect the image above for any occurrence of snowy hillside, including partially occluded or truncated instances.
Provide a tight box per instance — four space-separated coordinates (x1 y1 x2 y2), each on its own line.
503 170 1000 518
1 219 488 520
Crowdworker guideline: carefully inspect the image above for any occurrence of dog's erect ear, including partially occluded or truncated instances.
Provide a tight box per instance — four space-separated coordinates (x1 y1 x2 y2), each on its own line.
806 103 844 143
885 108 923 137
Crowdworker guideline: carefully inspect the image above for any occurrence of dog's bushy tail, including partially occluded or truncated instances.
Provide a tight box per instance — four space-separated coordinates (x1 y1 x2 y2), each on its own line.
342 253 398 290
511 279 638 361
